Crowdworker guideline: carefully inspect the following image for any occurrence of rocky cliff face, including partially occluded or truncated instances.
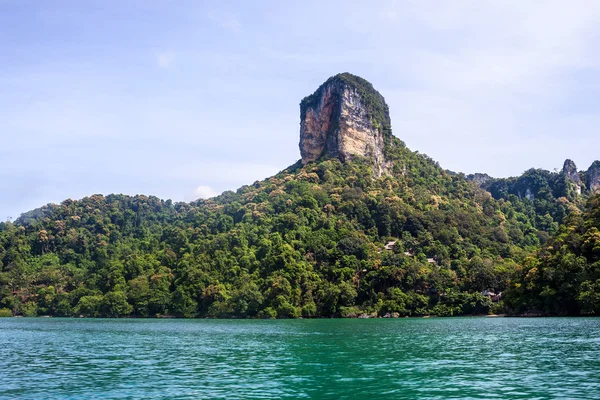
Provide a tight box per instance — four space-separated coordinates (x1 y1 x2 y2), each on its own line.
466 173 492 186
587 161 600 192
562 159 582 195
299 73 392 176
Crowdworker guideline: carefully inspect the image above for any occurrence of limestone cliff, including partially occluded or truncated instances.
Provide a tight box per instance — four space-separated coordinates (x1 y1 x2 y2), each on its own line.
466 173 492 186
562 159 582 195
299 73 392 176
586 161 600 192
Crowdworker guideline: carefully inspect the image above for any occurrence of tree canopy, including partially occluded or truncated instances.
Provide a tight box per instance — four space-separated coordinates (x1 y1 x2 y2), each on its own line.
0 139 597 318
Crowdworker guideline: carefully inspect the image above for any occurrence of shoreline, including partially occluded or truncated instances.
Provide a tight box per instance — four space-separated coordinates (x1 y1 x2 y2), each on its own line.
4 313 598 320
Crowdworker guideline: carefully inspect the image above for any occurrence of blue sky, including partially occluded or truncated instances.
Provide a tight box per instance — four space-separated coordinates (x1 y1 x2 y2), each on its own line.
2 0 600 220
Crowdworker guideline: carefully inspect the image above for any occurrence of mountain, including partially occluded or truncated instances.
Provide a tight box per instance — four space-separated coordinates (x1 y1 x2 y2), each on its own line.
0 73 596 318
477 159 600 200
299 73 392 176
466 159 600 233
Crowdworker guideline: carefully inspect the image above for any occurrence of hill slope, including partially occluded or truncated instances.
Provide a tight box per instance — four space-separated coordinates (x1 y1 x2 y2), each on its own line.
467 159 600 230
0 147 544 318
0 73 594 318
505 192 600 315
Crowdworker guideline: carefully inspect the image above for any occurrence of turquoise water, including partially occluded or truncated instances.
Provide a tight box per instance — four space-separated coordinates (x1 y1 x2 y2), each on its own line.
1 318 600 399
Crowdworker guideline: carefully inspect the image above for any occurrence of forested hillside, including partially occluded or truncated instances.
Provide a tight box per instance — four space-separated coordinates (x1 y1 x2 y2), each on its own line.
1 73 597 318
467 159 600 230
0 137 559 318
505 192 600 315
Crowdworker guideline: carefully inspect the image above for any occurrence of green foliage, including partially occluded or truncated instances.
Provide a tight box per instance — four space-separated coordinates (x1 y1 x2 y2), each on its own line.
22 302 38 317
578 280 600 314
0 147 591 318
506 193 600 315
102 291 133 317
479 165 593 229
75 295 103 318
0 308 12 317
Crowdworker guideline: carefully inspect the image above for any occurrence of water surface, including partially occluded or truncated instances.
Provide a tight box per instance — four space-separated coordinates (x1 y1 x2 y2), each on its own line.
1 317 599 399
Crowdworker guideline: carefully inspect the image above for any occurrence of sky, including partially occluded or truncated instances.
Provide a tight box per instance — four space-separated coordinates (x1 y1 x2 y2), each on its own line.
1 0 600 220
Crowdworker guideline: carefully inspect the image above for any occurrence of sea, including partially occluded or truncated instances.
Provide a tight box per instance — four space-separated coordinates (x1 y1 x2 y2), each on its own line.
1 317 599 399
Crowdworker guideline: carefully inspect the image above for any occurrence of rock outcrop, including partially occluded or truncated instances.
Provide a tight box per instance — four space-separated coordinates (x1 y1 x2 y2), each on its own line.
586 161 600 192
466 173 492 186
562 159 582 195
299 73 392 176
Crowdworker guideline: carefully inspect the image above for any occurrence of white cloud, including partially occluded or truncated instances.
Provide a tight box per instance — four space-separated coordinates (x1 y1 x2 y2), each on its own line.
4 0 600 219
156 52 176 68
189 185 219 201
358 0 600 176
156 160 283 186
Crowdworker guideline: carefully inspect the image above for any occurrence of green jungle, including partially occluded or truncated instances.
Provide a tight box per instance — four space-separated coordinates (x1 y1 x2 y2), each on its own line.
1 74 599 318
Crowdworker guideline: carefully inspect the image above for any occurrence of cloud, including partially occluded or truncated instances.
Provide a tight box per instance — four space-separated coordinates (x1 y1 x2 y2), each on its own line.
188 185 219 201
156 52 176 68
4 0 600 220
154 160 283 186
356 0 600 176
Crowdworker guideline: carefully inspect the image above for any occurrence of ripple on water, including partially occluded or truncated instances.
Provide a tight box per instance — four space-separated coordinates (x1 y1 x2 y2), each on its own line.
1 317 600 399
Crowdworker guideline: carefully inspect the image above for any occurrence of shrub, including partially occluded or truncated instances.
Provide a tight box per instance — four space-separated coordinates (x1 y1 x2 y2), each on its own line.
258 307 277 319
22 302 38 317
0 308 12 317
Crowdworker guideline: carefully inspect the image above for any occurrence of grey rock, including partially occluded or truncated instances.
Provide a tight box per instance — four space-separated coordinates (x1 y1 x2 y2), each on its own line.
299 73 391 176
586 161 600 192
562 159 583 195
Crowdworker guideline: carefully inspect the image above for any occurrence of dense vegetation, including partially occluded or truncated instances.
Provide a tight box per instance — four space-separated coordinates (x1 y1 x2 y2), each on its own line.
2 135 568 318
506 193 600 315
468 160 599 229
1 69 598 319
